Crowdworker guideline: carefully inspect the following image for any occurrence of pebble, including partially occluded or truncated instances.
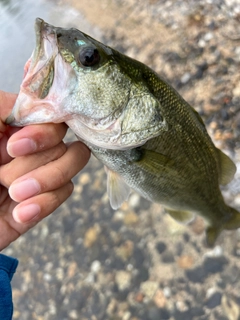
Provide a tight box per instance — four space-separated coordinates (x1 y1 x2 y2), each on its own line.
205 291 222 309
185 266 206 283
140 281 159 299
83 224 101 248
221 295 240 320
181 72 191 84
232 84 240 97
90 260 101 274
163 287 171 298
203 256 229 274
123 211 139 225
205 245 223 258
115 271 131 291
177 255 194 269
153 289 167 308
203 32 213 41
156 241 167 254
129 193 141 208
161 250 175 263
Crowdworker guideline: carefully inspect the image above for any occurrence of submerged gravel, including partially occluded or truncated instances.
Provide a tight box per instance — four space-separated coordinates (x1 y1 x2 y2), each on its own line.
2 0 240 319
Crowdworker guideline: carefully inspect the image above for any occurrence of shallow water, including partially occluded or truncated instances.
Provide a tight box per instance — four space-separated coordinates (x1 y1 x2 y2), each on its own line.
0 0 102 92
1 1 240 319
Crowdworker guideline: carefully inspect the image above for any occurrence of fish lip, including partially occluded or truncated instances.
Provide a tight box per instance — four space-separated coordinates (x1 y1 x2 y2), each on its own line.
31 18 56 69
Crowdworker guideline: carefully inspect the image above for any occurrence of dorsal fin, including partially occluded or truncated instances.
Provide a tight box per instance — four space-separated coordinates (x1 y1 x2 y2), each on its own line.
217 149 236 185
105 166 131 209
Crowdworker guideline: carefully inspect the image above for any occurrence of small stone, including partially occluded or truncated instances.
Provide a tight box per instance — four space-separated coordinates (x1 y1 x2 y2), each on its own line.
222 295 240 320
67 261 77 278
181 72 191 84
163 287 171 298
206 291 222 309
153 289 167 308
122 311 131 320
69 309 78 319
134 292 144 303
233 84 240 97
90 260 101 274
140 281 159 299
116 240 134 261
123 211 139 225
203 256 228 274
177 255 194 269
185 266 206 283
190 216 205 235
129 193 141 208
84 224 100 248
176 300 189 312
205 245 223 258
161 250 175 263
79 172 91 185
115 270 131 291
156 241 167 254
203 32 213 41
198 39 206 47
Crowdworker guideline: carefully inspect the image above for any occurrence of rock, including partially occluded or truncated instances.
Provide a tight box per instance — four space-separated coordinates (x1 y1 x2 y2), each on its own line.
153 289 167 308
83 224 101 248
181 72 191 84
203 256 228 274
205 291 222 309
90 260 101 274
140 281 159 300
185 266 206 283
115 270 131 291
222 295 240 320
177 255 194 269
156 241 167 254
123 211 139 225
161 250 175 263
148 306 170 320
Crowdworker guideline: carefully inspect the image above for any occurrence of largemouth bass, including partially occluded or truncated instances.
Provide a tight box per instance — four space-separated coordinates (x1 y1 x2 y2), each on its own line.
6 18 240 246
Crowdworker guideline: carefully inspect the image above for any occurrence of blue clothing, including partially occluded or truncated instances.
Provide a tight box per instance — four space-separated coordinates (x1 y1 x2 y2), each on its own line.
0 254 18 320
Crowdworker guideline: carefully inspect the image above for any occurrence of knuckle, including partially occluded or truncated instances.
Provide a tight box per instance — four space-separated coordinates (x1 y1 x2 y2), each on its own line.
53 165 67 186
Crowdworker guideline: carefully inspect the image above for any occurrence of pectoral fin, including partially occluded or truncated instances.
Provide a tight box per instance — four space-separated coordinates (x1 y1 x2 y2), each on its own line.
165 208 195 224
139 149 175 175
217 149 236 185
105 166 131 210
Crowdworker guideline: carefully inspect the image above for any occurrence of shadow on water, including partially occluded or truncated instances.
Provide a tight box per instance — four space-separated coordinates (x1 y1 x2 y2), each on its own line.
0 0 102 92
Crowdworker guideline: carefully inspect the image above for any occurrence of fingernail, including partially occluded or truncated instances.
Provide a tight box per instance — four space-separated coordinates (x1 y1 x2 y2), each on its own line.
13 204 41 223
9 178 40 201
7 138 37 157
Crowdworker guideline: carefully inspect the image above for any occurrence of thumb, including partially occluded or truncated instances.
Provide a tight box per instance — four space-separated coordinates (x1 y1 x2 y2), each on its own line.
0 91 17 121
0 91 17 136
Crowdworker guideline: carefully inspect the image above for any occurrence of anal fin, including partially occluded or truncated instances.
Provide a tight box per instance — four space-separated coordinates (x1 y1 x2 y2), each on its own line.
105 166 131 210
165 208 195 224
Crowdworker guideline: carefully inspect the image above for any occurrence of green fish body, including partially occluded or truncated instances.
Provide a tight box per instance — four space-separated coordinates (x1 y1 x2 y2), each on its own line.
7 18 239 246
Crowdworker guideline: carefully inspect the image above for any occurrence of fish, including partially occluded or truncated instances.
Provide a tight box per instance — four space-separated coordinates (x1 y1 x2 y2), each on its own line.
6 18 240 246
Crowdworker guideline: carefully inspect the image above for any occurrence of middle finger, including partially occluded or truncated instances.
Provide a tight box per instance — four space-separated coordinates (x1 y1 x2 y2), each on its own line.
0 141 67 188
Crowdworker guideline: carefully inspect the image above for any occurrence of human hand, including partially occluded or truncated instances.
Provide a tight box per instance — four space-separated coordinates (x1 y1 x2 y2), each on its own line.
0 91 90 250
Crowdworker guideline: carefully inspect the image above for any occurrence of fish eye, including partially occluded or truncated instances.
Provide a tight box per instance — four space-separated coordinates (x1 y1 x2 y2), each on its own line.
78 46 100 67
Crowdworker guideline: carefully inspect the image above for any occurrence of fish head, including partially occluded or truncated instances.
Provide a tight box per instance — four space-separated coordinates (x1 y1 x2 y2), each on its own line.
7 18 167 149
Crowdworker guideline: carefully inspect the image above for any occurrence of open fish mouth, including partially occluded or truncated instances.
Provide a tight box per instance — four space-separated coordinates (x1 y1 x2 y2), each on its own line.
24 18 57 99
6 18 73 126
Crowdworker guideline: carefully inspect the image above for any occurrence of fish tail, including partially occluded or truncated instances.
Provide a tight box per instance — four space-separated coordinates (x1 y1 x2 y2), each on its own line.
206 206 240 247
